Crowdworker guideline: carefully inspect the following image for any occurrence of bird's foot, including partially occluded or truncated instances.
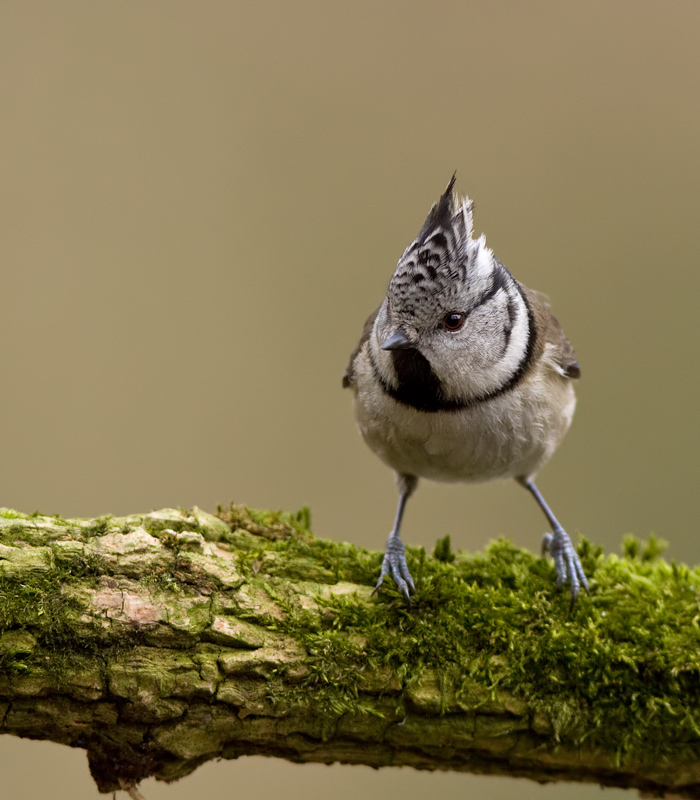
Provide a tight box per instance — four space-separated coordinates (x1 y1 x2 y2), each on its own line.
373 536 415 602
542 526 589 604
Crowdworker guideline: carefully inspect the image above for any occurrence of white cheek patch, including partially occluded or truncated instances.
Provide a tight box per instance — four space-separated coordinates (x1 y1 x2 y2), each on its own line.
434 290 530 399
497 301 530 376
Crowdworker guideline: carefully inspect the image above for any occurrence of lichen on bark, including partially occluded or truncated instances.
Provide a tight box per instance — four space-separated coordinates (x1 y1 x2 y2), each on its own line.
0 504 699 796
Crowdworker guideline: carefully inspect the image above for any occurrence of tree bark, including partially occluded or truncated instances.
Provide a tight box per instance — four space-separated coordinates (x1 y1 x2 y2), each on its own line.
0 504 697 796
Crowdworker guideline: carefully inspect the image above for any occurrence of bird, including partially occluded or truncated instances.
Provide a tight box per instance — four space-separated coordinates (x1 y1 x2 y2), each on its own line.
343 175 588 603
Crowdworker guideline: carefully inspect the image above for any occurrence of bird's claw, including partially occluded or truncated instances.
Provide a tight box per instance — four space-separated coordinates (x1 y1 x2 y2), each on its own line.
373 536 415 602
542 526 589 604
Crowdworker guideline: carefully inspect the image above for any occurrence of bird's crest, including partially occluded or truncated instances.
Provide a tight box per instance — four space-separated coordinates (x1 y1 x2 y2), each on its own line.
414 173 474 251
388 176 478 319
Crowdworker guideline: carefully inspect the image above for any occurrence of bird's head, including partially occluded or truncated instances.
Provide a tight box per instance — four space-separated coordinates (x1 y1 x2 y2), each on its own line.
370 176 531 410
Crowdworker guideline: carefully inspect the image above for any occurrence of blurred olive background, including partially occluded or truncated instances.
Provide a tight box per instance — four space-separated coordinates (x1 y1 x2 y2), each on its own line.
1 1 699 798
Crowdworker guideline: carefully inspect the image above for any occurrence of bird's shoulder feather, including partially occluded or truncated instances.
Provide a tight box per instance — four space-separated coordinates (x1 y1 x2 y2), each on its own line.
522 286 580 379
342 306 380 388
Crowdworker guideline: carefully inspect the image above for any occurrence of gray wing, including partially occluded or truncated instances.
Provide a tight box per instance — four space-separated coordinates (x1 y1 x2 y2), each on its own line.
523 285 580 380
342 306 379 388
557 333 580 379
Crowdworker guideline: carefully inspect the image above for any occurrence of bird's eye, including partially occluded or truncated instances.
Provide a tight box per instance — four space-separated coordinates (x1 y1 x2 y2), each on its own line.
443 312 465 331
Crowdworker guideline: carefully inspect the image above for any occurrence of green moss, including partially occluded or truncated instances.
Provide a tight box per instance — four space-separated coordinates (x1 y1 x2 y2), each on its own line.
433 535 455 563
248 529 700 768
140 517 174 537
82 516 113 538
623 532 668 562
0 545 156 684
217 503 313 542
0 504 698 772
0 509 30 520
0 570 104 685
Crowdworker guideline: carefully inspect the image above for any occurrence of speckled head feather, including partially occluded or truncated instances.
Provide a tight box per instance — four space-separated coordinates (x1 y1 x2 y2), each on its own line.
387 175 478 322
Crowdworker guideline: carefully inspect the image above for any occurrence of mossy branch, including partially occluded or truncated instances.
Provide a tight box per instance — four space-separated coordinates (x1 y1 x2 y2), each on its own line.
0 505 698 796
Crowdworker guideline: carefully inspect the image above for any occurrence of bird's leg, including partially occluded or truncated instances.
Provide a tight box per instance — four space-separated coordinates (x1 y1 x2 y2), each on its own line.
519 478 589 603
374 474 418 601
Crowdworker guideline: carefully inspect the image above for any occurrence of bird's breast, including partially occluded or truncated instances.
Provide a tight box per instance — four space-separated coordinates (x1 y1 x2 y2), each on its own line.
352 348 575 483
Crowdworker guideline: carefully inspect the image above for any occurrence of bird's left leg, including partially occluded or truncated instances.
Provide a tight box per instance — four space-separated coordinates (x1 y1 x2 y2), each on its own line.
518 477 589 603
374 473 418 601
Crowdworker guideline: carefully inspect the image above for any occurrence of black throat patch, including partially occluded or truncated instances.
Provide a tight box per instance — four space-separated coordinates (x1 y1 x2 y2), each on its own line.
384 348 467 413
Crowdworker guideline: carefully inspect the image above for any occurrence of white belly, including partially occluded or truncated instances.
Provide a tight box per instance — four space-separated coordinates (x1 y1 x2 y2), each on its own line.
353 362 575 483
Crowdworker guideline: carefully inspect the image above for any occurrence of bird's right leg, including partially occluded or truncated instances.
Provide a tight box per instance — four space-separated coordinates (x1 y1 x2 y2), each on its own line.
373 473 418 601
518 477 589 604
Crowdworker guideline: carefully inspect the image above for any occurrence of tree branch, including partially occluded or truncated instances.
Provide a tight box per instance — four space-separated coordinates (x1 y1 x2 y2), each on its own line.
0 504 698 796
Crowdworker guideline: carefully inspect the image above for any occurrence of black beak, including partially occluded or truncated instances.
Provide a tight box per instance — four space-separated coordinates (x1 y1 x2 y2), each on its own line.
381 328 414 351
